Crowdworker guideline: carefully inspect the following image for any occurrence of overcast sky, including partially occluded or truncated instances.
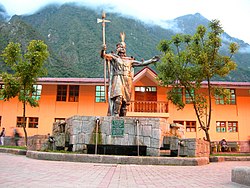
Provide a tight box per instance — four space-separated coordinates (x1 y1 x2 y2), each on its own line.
1 0 250 44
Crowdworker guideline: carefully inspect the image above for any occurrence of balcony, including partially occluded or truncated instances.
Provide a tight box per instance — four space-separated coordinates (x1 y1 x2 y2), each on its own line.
127 101 169 118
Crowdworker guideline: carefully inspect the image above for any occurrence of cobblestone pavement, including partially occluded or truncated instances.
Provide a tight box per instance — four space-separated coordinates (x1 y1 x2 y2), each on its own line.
0 153 249 188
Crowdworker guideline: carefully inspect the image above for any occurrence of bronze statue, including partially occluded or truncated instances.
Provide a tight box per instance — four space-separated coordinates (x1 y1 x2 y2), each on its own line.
101 32 160 117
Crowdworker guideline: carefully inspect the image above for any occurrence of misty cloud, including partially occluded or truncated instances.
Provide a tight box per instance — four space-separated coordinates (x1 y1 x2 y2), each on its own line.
0 0 250 44
239 46 250 54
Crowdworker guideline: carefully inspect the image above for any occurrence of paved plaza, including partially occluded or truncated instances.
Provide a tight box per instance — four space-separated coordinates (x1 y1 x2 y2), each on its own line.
0 153 249 188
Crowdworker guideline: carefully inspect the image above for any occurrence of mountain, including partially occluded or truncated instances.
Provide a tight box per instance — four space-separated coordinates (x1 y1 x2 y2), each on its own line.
0 3 250 81
20 3 174 78
170 13 250 81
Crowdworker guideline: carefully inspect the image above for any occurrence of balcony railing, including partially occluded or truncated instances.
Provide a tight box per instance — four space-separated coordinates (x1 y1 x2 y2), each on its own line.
127 101 168 113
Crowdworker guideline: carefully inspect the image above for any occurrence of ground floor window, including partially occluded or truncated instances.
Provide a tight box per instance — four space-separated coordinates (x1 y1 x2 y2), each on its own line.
228 121 238 132
173 120 196 132
186 121 196 132
173 121 184 126
216 121 226 132
55 118 66 122
28 117 39 128
16 117 27 128
16 117 39 128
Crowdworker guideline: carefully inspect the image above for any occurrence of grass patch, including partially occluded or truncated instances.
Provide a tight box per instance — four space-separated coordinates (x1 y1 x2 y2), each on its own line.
0 145 27 150
210 153 250 157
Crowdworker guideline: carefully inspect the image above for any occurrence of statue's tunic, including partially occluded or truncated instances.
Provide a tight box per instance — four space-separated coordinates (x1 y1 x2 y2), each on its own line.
110 55 133 102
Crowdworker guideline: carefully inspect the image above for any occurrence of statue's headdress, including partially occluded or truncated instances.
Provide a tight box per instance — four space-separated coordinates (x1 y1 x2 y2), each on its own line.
116 32 126 55
120 32 126 48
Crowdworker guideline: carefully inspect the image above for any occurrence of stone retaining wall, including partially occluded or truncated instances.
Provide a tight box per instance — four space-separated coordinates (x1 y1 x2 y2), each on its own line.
3 135 48 151
0 148 27 155
210 156 250 162
26 150 209 166
239 141 250 152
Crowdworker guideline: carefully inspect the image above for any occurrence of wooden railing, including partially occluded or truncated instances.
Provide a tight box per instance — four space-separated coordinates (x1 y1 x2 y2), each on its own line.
127 101 168 113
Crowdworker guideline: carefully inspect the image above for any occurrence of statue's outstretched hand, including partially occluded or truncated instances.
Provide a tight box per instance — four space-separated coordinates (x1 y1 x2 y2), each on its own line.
152 56 160 62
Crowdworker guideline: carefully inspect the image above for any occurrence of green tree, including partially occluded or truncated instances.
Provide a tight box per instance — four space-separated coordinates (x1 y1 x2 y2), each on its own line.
1 40 49 146
157 20 238 144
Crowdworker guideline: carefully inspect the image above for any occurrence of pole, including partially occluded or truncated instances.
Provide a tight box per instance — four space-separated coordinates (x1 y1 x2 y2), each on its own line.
136 119 140 156
97 12 110 102
102 13 107 102
95 118 100 155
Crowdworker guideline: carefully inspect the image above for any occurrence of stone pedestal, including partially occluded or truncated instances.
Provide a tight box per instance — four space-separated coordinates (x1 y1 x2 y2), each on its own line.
65 115 169 156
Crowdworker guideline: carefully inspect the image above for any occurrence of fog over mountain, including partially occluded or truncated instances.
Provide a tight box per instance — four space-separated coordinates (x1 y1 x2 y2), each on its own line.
0 4 9 21
1 0 250 44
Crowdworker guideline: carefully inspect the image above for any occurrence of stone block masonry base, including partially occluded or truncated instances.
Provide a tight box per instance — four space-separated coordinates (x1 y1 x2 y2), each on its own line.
231 167 250 186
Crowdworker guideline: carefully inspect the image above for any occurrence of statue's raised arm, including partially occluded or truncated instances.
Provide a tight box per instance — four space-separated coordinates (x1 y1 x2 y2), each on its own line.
132 56 160 67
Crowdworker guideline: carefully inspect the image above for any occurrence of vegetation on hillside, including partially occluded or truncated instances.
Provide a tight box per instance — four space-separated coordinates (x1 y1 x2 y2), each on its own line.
0 3 249 80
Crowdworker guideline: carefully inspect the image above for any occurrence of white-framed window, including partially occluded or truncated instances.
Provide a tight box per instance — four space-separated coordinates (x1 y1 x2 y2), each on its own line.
95 86 105 102
32 85 42 100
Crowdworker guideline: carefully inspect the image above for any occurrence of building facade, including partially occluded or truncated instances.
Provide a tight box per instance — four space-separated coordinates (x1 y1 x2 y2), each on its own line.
0 67 249 151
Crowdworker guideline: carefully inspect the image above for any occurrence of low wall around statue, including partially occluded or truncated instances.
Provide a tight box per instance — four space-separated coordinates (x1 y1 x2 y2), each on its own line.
65 116 169 156
3 135 48 151
179 138 210 157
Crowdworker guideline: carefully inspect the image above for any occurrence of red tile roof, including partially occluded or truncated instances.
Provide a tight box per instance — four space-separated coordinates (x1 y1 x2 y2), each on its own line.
37 77 105 85
36 77 250 88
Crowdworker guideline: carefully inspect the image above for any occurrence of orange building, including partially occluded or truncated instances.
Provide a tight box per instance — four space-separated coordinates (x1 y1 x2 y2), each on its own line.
0 67 249 151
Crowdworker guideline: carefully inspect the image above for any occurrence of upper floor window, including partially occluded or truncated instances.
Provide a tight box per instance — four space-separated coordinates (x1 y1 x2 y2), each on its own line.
228 121 238 132
32 85 42 100
69 85 79 102
186 121 196 132
57 85 67 101
28 117 39 128
216 121 226 132
176 88 183 102
215 89 236 105
0 84 4 100
56 85 79 102
229 89 236 104
185 89 194 104
215 95 225 105
95 86 105 102
135 86 156 92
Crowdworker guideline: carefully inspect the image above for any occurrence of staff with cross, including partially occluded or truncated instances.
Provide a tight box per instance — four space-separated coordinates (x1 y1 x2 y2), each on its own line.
97 12 110 102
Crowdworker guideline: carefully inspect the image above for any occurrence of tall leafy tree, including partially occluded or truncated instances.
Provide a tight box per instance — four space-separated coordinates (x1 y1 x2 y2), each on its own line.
1 40 49 146
157 20 238 143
